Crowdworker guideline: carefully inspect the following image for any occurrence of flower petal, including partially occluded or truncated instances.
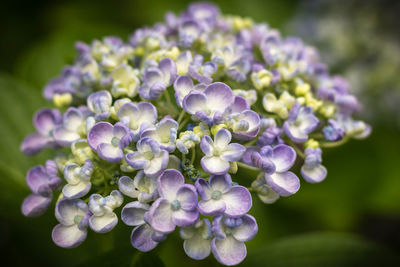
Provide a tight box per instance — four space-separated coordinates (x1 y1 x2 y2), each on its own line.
55 198 88 226
157 169 184 200
198 199 226 216
270 144 296 172
144 150 169 177
201 156 230 175
204 82 234 113
301 165 327 183
176 184 198 211
21 193 51 217
20 133 50 155
211 236 246 266
147 198 175 233
214 128 231 149
221 143 246 162
87 122 114 151
52 224 87 248
121 201 149 226
183 234 212 260
232 214 258 242
222 186 252 217
183 91 207 114
131 224 159 252
172 209 199 227
98 143 124 163
200 135 214 157
118 176 139 198
34 108 62 136
62 182 91 199
265 171 300 197
209 174 232 193
195 178 212 200
89 213 118 233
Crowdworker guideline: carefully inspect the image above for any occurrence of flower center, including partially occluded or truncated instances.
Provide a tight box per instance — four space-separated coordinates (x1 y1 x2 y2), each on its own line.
111 137 120 147
213 147 223 156
170 199 181 211
74 215 83 225
143 151 154 160
211 190 222 200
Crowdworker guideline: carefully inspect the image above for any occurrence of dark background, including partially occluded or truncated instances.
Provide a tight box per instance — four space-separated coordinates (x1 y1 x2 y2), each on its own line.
1 0 399 266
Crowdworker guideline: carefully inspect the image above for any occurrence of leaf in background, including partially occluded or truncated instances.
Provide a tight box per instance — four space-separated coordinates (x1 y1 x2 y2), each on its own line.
242 232 399 267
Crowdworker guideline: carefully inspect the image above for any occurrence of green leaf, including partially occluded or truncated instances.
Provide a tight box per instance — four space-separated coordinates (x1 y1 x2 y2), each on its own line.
242 232 399 267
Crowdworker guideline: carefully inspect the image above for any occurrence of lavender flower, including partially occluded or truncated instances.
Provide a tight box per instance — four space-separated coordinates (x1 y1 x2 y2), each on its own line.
140 117 178 152
301 148 327 183
284 103 319 143
146 169 199 233
21 161 61 217
62 160 93 199
200 129 245 175
118 171 158 203
87 90 112 120
180 219 213 260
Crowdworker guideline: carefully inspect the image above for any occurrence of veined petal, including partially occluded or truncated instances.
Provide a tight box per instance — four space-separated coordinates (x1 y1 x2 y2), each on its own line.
209 174 232 193
89 213 118 233
211 236 246 266
131 224 159 252
204 82 234 113
195 178 212 200
118 176 140 198
265 171 300 197
214 129 231 149
183 91 207 114
52 224 87 248
222 186 252 217
232 214 258 242
176 185 198 211
201 156 229 175
87 122 114 151
98 143 124 163
147 198 175 233
55 198 88 226
271 144 296 172
158 169 184 200
198 199 226 216
200 135 214 157
172 209 199 227
221 143 246 162
121 201 149 226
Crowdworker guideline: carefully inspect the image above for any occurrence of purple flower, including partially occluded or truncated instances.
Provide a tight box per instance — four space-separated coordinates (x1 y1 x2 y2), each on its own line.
283 103 319 143
180 219 213 260
87 90 112 120
146 169 199 233
176 51 194 76
195 174 252 217
139 58 177 100
62 160 93 199
186 3 219 26
301 148 327 183
179 20 202 48
87 122 132 163
21 108 62 155
53 107 86 146
188 55 217 84
251 144 300 196
257 125 283 146
117 102 157 141
121 201 167 252
225 108 261 141
125 137 169 177
211 215 258 266
173 75 206 107
118 171 158 203
88 190 123 233
141 117 178 152
21 160 61 217
52 198 90 248
183 82 235 125
323 119 345 141
43 66 84 100
251 173 280 204
200 129 245 175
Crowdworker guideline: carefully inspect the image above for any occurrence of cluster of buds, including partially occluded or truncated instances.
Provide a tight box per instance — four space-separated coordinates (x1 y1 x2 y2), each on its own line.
21 3 370 265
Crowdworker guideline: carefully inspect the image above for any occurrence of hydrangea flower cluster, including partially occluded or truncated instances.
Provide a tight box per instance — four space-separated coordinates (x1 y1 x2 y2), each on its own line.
21 3 370 265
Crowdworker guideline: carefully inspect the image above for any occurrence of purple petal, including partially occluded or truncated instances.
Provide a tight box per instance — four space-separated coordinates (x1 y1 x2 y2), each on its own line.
232 214 258 242
34 108 62 136
121 201 149 226
283 121 308 143
158 58 177 85
176 184 198 211
301 165 327 183
209 174 232 193
265 171 300 197
131 224 159 252
195 178 213 200
143 150 169 178
222 186 252 217
118 176 139 198
211 236 247 266
21 193 51 217
20 133 50 155
89 213 118 233
221 143 246 162
198 199 226 216
271 144 296 172
214 128 231 149
147 198 175 233
26 166 50 194
62 182 91 199
201 156 230 175
55 198 89 226
87 122 114 151
98 143 124 163
172 209 199 227
125 151 149 170
204 82 235 113
182 91 207 114
52 224 87 248
200 135 213 156
174 75 194 106
183 233 211 260
157 169 184 200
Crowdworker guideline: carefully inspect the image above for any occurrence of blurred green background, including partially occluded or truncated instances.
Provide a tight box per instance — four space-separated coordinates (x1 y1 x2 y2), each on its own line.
1 0 399 266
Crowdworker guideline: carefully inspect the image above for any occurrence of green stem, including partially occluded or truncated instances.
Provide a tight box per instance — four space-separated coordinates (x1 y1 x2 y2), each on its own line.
320 136 349 148
244 138 257 147
190 146 196 164
177 109 186 124
286 139 305 159
178 117 190 131
237 161 261 172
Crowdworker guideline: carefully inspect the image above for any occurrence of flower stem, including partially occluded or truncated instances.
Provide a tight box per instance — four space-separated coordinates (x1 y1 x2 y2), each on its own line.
237 161 260 172
286 139 305 159
177 110 186 124
320 136 349 148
